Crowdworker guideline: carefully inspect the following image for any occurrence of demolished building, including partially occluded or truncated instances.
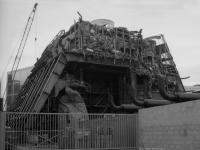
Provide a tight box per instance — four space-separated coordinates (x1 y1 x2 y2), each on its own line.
9 18 200 115
4 17 200 150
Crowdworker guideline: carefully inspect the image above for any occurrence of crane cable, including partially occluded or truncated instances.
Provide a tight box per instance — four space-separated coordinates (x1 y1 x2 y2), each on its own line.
1 41 19 81
34 5 38 60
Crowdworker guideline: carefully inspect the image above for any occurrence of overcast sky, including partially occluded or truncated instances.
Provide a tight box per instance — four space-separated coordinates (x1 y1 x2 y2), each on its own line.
0 0 200 88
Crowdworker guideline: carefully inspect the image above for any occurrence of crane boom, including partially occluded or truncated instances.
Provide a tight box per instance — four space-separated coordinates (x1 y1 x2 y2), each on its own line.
11 3 38 80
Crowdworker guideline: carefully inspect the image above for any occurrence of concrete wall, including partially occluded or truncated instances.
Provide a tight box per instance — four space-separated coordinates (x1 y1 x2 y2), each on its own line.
139 100 200 150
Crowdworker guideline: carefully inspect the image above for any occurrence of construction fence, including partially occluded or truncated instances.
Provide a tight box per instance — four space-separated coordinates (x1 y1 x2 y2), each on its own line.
0 112 138 150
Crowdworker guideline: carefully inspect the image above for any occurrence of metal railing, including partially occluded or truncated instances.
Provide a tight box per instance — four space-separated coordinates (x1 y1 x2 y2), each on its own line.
0 112 138 150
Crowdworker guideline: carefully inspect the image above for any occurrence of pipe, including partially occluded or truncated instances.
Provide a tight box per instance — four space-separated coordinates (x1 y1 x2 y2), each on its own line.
108 85 170 110
108 92 140 110
157 75 177 101
108 90 140 110
128 71 171 107
177 93 200 100
157 75 200 102
127 84 171 107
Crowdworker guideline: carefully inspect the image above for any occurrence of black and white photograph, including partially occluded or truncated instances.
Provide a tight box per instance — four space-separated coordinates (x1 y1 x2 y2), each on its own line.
0 0 200 150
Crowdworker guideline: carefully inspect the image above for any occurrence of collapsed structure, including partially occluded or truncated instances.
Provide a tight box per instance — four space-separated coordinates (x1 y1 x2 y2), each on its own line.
10 17 200 115
5 16 200 150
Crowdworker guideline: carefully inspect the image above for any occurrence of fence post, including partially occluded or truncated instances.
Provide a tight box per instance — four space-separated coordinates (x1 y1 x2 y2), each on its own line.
136 114 140 150
0 112 5 150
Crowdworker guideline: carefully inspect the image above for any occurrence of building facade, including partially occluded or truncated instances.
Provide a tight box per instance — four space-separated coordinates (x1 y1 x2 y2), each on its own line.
6 66 33 111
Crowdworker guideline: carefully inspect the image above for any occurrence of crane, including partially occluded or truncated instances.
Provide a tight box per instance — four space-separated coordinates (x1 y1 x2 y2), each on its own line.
10 3 38 80
1 3 38 110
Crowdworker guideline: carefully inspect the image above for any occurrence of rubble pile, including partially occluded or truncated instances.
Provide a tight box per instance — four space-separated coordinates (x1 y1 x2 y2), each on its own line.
33 19 151 74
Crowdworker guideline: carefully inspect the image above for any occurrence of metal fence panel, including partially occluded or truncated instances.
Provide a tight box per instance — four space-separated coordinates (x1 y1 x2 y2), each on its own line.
0 112 6 150
2 112 138 150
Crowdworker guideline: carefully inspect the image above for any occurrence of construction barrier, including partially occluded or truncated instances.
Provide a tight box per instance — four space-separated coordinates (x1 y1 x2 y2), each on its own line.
1 112 139 150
